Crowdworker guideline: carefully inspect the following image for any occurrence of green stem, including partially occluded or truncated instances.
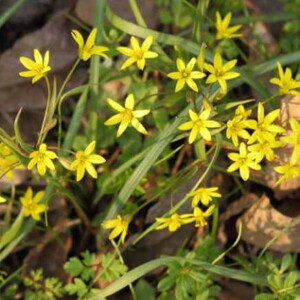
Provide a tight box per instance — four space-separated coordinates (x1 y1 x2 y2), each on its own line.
111 240 137 300
57 59 81 148
128 0 147 27
88 0 106 142
210 198 219 241
37 76 51 146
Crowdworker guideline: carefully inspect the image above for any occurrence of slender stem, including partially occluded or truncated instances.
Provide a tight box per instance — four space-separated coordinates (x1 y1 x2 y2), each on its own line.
56 59 80 104
36 76 51 146
88 0 106 141
210 198 219 241
57 59 80 148
111 240 137 300
128 0 147 27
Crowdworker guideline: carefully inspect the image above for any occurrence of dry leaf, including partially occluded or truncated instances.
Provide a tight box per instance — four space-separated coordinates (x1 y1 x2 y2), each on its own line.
237 194 300 252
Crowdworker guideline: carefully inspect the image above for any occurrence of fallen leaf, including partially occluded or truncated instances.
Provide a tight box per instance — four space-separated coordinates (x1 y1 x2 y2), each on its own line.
237 194 300 252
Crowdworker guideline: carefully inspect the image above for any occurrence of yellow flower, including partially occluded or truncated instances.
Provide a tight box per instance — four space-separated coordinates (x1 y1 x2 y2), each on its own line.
227 142 261 181
102 215 131 243
156 213 188 232
215 12 242 40
167 58 206 92
281 118 300 163
274 161 300 185
70 141 106 182
270 62 300 95
178 109 221 144
28 144 57 176
204 53 240 93
20 187 47 221
235 104 252 120
187 187 221 207
19 49 51 83
247 103 285 144
181 205 215 227
104 94 150 137
117 36 158 70
248 138 282 162
226 116 250 146
0 143 21 179
71 28 108 61
0 196 6 203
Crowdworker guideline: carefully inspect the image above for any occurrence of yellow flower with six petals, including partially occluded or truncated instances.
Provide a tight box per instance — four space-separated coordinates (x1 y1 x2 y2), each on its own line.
248 138 282 162
274 161 300 185
117 36 158 70
102 215 131 244
19 49 51 83
105 94 150 137
178 109 221 144
270 62 300 95
20 187 47 221
226 116 251 146
70 141 106 182
28 144 57 176
167 58 206 92
227 142 261 181
247 103 284 144
71 28 109 61
156 213 188 232
204 53 240 93
215 12 242 40
181 205 215 227
187 187 221 207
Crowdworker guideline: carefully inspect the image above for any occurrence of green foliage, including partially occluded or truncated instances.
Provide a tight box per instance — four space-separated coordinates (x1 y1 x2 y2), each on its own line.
22 269 64 300
63 251 127 299
100 252 128 282
157 237 221 300
64 251 96 281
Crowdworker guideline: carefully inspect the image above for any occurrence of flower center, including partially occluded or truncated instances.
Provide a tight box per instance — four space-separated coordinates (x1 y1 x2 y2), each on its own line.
215 68 225 77
122 109 133 122
133 49 144 60
182 70 190 78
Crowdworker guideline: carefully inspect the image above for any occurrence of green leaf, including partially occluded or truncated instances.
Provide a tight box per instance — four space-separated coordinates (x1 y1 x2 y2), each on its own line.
255 294 276 300
64 257 84 277
134 279 155 300
65 278 87 297
158 275 177 292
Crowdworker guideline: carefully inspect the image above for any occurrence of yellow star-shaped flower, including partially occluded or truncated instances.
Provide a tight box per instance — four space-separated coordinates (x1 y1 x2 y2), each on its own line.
215 12 242 40
270 62 300 95
248 138 282 162
70 141 106 181
178 109 221 144
281 118 300 163
19 49 51 83
20 187 47 221
226 116 251 146
117 36 158 70
104 94 150 137
204 53 240 93
156 213 188 232
167 58 206 92
187 187 221 207
247 103 285 144
28 143 57 176
227 142 261 181
71 28 109 61
274 161 300 185
102 215 131 244
181 205 215 227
